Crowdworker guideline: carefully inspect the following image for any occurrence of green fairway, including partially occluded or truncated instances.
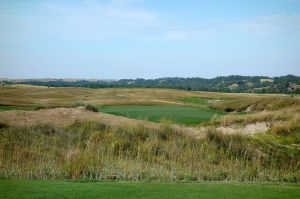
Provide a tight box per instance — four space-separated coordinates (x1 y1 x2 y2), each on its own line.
0 105 34 111
1 180 299 199
99 105 224 125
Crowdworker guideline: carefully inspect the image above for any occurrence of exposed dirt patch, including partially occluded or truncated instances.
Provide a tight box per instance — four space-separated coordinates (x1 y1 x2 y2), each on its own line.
216 122 269 135
149 99 184 105
207 99 223 103
244 105 253 113
243 122 269 134
0 107 148 127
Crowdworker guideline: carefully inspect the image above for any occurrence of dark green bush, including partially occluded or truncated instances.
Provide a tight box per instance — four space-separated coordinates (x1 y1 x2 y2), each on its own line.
85 104 99 112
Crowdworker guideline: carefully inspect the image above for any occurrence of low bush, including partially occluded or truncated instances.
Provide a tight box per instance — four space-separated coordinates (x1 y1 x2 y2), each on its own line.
34 104 48 110
73 102 98 112
84 104 98 112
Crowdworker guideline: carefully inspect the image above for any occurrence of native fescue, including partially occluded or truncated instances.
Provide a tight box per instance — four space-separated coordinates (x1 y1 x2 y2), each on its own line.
0 120 299 182
0 86 300 182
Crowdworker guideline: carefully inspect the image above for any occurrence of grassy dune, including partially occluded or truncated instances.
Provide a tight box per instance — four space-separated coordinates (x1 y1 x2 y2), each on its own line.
0 85 300 184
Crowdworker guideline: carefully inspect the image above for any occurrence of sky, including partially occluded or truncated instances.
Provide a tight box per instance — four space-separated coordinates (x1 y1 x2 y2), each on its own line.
0 0 300 79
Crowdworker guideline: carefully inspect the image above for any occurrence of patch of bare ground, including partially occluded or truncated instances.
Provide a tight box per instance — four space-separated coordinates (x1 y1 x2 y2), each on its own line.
148 99 184 105
0 107 207 139
216 122 269 135
0 107 150 127
244 105 253 113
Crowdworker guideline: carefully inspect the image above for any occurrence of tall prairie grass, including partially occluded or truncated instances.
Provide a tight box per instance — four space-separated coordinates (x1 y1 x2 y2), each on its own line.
210 96 300 112
209 97 300 138
0 120 299 182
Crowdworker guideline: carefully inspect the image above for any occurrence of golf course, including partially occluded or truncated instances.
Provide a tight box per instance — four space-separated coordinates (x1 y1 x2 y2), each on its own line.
99 105 224 125
0 85 299 198
1 1 300 197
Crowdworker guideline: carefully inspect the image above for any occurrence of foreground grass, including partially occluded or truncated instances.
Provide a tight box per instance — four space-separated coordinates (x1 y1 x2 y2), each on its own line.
1 86 300 183
99 105 224 125
1 121 299 182
1 180 300 199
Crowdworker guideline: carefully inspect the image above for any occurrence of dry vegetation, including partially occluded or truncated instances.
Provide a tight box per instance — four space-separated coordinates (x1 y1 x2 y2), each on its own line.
0 84 274 107
0 85 300 182
0 120 299 182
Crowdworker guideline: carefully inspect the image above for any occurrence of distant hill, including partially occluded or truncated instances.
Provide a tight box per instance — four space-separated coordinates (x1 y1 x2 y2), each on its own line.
1 75 300 94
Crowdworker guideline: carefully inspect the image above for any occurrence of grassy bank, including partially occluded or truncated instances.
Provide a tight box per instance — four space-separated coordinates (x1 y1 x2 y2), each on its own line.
0 86 300 183
1 180 300 199
1 120 299 182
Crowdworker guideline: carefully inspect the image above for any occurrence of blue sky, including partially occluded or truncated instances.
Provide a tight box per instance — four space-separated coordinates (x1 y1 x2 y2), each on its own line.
0 0 300 79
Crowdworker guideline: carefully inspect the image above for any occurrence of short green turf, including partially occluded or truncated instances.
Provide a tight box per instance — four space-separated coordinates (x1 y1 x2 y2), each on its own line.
1 180 299 199
99 105 224 125
0 105 34 111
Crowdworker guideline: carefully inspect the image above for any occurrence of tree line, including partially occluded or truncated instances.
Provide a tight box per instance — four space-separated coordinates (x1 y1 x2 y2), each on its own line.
7 75 300 94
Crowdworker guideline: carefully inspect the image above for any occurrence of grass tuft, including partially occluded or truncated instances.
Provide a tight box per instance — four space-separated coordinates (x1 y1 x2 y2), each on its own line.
73 102 99 112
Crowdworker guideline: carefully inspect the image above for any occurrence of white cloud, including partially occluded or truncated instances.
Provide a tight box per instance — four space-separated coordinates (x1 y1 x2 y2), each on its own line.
0 0 161 41
1 0 300 42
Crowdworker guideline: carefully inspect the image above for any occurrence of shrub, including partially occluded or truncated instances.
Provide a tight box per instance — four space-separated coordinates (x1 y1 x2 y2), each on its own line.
0 122 9 129
73 102 98 112
84 104 99 112
73 102 85 107
34 104 48 110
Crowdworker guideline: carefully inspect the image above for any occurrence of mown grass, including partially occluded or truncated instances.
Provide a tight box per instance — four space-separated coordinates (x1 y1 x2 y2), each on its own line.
99 105 224 125
0 105 35 111
0 121 299 182
1 180 300 199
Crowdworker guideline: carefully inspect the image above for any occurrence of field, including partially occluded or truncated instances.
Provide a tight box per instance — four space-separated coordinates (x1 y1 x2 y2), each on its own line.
1 180 300 199
0 105 35 111
99 105 224 125
0 85 300 198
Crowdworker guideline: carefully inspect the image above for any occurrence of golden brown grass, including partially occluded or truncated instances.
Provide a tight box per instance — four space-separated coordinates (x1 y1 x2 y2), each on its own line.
1 85 299 138
2 84 294 107
0 107 206 139
0 85 300 182
0 120 299 182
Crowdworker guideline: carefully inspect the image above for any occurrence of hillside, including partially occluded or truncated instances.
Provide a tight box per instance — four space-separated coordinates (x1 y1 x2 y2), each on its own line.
3 75 299 94
0 85 299 183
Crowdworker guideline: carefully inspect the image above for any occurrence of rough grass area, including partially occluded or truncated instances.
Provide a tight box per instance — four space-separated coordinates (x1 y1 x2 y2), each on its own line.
99 105 224 125
1 121 299 182
1 180 300 199
1 86 300 183
178 97 211 105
